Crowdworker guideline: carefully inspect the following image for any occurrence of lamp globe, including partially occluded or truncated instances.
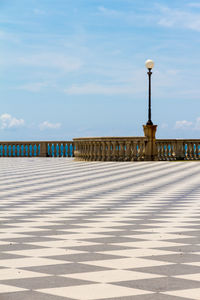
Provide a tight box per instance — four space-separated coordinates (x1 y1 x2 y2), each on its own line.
145 59 154 69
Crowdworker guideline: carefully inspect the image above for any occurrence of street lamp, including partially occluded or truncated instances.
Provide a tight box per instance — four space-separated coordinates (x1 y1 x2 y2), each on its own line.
145 59 154 126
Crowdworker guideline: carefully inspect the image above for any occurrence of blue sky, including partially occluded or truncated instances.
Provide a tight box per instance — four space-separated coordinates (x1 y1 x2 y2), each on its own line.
1 0 200 140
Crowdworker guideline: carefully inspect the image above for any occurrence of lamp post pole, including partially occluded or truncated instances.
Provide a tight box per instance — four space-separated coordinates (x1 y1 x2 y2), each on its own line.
143 59 157 161
147 68 153 125
145 59 154 126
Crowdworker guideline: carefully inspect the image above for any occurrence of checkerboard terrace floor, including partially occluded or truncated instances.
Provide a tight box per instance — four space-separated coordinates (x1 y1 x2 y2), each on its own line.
0 158 200 300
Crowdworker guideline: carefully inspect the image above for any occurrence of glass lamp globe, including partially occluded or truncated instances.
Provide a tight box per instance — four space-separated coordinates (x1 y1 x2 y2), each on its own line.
145 59 154 69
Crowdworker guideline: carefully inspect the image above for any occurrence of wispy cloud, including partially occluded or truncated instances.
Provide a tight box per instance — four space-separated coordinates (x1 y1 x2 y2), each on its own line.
0 113 25 129
17 82 49 92
194 117 200 130
18 53 83 72
157 5 200 31
188 3 200 8
98 6 122 18
175 120 193 129
39 121 61 130
33 9 46 15
64 83 139 95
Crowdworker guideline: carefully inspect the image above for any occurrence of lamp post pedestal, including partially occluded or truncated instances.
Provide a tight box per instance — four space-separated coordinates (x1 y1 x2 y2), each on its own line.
143 124 158 161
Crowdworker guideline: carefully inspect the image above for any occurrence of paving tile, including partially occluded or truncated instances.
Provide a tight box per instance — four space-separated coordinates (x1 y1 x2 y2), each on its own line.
0 159 200 299
37 283 152 299
114 276 200 292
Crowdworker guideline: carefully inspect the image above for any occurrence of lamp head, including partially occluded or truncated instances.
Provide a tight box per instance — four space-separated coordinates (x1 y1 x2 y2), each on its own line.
145 59 154 70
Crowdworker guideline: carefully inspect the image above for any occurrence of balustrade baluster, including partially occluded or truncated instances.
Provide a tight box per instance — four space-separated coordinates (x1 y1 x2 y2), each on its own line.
102 142 106 161
72 143 74 157
15 145 18 157
190 143 194 160
49 144 52 157
131 141 137 161
67 143 71 157
55 144 58 157
167 143 172 160
20 145 24 157
140 142 145 160
197 143 200 159
88 142 92 160
28 144 31 157
137 141 142 161
58 143 61 157
158 143 161 160
106 141 111 161
120 142 125 161
18 144 21 157
125 141 130 161
63 143 66 157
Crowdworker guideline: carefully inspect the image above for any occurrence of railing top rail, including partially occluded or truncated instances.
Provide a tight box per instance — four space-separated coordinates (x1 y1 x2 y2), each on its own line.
0 141 73 144
157 139 200 142
73 137 146 141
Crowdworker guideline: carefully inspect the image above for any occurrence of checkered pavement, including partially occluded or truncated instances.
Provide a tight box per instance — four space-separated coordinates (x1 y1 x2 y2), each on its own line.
0 158 200 300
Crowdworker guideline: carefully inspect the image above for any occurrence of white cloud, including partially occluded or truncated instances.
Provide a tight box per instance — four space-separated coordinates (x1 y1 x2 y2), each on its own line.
39 121 61 130
33 9 46 15
0 113 25 129
161 123 168 129
18 53 83 72
158 5 200 31
98 6 122 17
194 117 200 130
188 3 200 8
64 83 140 95
18 82 48 92
175 120 193 129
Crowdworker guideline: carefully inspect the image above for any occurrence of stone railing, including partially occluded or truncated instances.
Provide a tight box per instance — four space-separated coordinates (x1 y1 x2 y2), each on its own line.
0 141 74 157
156 139 200 160
73 137 147 161
1 127 200 161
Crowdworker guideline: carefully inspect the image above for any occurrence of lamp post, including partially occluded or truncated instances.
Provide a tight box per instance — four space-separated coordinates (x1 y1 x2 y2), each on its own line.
145 59 154 126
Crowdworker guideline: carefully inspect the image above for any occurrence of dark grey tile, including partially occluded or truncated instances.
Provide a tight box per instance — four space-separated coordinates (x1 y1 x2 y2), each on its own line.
144 253 200 263
1 276 92 289
0 291 74 300
48 252 124 262
107 294 189 300
114 277 200 292
132 264 200 276
66 244 128 252
21 263 110 275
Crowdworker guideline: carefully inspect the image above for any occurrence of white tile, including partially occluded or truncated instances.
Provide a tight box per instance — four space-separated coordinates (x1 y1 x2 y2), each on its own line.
4 248 85 257
37 283 152 299
174 273 200 282
81 257 171 269
0 284 27 293
127 233 193 240
97 249 176 257
162 288 200 300
0 257 66 268
112 241 185 248
62 269 164 283
0 268 50 280
27 240 99 248
48 233 110 240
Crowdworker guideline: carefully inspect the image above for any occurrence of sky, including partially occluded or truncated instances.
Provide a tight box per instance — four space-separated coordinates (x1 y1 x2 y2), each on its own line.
1 0 200 140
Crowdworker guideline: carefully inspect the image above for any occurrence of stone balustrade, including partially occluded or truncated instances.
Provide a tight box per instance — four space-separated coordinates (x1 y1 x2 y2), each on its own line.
1 135 200 161
156 139 200 160
73 137 147 161
0 141 74 157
